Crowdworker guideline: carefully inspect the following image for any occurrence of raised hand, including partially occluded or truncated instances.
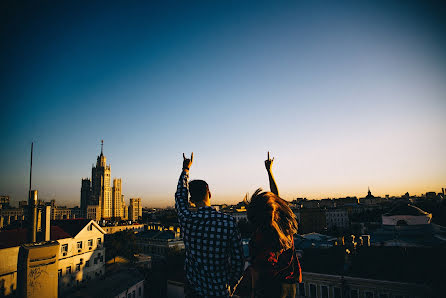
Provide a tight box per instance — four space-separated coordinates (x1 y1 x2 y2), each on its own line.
183 152 193 171
265 151 279 196
264 151 274 172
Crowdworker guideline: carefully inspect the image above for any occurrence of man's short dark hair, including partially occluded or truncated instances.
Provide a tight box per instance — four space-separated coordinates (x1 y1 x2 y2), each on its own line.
189 180 209 203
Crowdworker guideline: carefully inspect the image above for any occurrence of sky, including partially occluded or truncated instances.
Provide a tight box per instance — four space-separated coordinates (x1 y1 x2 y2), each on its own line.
1 1 446 207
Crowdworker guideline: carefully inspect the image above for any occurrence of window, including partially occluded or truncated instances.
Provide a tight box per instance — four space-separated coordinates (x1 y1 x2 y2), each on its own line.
88 239 93 247
365 292 374 298
132 290 135 298
94 258 98 264
76 263 81 272
298 283 306 296
58 269 62 277
77 241 83 250
321 285 328 298
100 256 103 262
87 223 93 231
66 266 71 274
86 260 90 267
138 286 142 297
351 289 358 298
97 238 102 246
61 244 68 254
334 287 342 298
310 284 317 298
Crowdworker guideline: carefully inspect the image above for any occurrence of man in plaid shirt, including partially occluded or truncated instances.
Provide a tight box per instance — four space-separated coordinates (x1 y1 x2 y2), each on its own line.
175 153 245 297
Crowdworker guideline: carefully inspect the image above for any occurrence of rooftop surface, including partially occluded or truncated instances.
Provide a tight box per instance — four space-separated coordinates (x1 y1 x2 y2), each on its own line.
66 269 144 298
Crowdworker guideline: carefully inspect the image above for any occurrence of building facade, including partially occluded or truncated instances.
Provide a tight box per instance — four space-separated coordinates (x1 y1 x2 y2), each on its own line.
80 178 92 215
92 145 112 219
325 208 350 231
112 178 123 219
56 220 106 293
129 198 142 221
82 142 126 221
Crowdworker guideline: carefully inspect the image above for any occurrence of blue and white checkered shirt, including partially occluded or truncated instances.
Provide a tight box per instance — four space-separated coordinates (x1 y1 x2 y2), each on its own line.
175 170 244 297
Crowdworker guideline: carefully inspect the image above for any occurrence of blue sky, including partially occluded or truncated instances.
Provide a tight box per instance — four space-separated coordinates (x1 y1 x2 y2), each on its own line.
1 1 446 207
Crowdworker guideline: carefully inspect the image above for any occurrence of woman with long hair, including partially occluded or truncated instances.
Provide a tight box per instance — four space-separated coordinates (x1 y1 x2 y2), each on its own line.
245 152 301 298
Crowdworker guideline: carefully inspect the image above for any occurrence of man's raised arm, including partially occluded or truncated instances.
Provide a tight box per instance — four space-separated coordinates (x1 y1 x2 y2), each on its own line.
175 152 193 222
265 151 279 196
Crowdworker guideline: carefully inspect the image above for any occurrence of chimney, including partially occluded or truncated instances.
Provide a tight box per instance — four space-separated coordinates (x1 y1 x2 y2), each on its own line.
44 205 51 241
442 188 445 196
27 190 38 243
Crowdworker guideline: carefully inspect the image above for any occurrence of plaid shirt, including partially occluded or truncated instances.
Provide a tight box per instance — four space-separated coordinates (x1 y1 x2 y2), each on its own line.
175 170 245 297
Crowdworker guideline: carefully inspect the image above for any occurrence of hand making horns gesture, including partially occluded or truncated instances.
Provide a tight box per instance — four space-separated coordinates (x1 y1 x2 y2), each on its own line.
265 151 274 172
183 152 193 171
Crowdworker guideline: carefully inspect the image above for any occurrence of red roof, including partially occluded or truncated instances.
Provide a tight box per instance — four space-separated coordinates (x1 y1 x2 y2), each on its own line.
0 219 91 249
51 219 91 237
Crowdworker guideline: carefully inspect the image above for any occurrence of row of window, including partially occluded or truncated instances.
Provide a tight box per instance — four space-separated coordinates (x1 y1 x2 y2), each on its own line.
298 282 405 298
61 238 102 254
57 254 104 277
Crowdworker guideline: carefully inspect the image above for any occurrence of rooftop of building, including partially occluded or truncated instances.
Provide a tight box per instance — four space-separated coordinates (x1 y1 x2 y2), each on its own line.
0 219 94 249
136 230 177 240
66 268 144 298
383 204 430 216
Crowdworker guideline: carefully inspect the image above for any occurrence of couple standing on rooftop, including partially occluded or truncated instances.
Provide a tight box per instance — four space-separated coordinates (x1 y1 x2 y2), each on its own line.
175 152 301 298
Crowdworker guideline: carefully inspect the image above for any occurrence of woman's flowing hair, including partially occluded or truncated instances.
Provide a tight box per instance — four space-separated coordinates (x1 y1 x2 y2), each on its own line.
246 189 298 251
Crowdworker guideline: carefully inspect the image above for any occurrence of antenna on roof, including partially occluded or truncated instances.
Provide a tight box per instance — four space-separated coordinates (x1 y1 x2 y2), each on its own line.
101 139 104 155
29 142 33 193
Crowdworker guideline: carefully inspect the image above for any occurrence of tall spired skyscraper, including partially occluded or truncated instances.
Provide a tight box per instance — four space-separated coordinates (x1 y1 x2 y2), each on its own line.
81 140 127 220
91 140 112 219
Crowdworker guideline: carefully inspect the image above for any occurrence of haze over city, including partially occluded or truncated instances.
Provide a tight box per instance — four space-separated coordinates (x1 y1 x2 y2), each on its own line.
1 1 446 208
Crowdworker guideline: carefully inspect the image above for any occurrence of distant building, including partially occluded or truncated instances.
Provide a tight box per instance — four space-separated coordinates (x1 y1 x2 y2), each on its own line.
335 197 359 206
82 141 127 220
0 208 24 228
91 142 113 219
112 178 123 219
319 199 335 208
136 229 184 258
372 204 446 247
325 208 349 230
80 178 91 215
299 208 326 234
66 268 144 298
301 200 321 209
122 199 128 220
129 198 142 221
360 187 387 205
0 195 10 208
382 204 431 226
87 205 101 221
102 224 144 234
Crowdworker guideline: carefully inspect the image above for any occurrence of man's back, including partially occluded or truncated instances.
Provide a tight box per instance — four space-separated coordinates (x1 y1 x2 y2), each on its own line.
175 169 244 297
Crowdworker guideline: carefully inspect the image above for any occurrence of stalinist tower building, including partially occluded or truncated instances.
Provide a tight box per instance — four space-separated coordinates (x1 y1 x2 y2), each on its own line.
91 141 112 219
81 141 127 221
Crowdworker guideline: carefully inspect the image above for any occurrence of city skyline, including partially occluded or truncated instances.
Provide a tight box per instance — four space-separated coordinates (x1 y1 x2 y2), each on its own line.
1 1 446 208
